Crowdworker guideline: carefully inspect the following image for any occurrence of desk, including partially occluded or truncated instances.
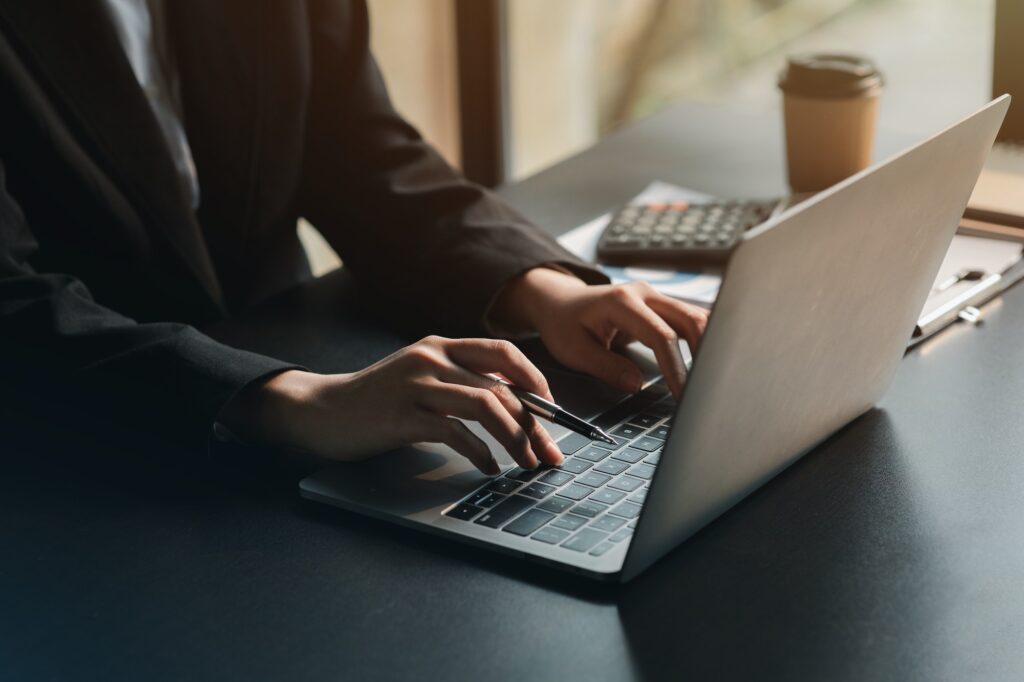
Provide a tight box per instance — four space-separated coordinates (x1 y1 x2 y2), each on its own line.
4 101 1023 681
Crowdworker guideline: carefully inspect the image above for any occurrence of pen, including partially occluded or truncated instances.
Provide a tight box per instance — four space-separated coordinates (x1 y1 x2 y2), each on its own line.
494 378 617 446
914 272 1002 338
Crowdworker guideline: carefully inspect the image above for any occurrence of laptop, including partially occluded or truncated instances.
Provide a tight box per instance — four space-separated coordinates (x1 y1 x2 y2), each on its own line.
301 96 1009 582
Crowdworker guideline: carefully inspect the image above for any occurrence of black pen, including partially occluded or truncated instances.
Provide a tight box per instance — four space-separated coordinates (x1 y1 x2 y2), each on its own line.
494 378 616 446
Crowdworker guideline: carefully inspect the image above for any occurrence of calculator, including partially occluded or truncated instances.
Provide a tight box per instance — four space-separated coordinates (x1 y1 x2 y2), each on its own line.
596 199 780 267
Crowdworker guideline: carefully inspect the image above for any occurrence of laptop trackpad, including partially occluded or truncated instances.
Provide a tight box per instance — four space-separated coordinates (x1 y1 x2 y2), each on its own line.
300 442 494 518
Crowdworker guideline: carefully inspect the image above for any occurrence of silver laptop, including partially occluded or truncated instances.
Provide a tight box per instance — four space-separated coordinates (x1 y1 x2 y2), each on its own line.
301 96 1009 582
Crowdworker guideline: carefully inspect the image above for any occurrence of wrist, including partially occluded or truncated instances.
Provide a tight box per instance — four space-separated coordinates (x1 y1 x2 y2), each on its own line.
219 369 322 449
491 266 587 333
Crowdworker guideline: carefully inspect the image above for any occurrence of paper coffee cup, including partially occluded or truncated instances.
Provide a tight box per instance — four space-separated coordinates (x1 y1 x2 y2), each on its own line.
779 54 883 193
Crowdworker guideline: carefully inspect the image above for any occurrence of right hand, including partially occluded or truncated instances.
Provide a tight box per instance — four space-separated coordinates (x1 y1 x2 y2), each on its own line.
220 336 565 474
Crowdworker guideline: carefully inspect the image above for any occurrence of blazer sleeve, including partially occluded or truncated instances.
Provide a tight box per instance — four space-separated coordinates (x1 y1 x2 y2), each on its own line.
297 0 609 338
0 160 297 452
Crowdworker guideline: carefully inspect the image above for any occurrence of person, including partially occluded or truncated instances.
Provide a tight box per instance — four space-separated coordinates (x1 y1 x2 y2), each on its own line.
0 0 707 474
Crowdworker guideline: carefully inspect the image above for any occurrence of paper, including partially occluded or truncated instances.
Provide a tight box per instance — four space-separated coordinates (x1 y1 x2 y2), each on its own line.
557 182 722 306
921 234 1023 316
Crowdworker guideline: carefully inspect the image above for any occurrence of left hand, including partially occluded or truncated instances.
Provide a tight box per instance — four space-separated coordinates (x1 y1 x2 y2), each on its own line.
491 267 708 398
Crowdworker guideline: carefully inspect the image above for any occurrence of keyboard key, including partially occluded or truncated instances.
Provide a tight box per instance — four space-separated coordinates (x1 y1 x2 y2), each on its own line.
561 529 608 553
474 495 533 528
647 402 674 417
609 528 633 543
464 490 491 506
537 496 574 514
595 459 629 476
628 489 648 504
558 458 592 474
503 509 555 536
520 482 556 499
609 501 642 519
506 467 542 482
592 435 629 450
589 541 616 557
629 413 661 428
651 425 671 440
557 433 590 456
559 483 595 501
571 500 608 518
610 423 645 440
612 448 646 464
576 471 612 488
629 463 657 480
644 452 661 465
608 475 644 492
630 436 664 452
591 489 626 505
539 470 574 487
551 514 588 531
444 504 484 521
576 447 611 463
590 514 627 532
476 493 506 508
628 520 638 529
532 526 571 545
486 478 521 494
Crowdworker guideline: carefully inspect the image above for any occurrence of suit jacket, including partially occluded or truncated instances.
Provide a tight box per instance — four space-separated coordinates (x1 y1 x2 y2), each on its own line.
0 0 604 451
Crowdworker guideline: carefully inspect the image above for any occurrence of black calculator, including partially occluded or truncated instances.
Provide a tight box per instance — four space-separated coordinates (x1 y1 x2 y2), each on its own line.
596 199 779 267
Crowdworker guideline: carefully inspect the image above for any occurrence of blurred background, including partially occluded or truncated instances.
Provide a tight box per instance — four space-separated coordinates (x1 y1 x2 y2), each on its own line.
302 0 1007 273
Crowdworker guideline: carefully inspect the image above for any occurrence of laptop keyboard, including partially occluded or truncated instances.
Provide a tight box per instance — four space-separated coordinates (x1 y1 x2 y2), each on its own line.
442 383 674 557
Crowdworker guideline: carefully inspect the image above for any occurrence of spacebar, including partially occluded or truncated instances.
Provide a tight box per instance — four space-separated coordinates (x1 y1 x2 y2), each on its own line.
473 495 533 528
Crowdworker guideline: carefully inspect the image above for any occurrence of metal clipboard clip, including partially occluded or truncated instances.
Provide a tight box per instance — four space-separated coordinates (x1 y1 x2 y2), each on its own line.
913 272 1004 342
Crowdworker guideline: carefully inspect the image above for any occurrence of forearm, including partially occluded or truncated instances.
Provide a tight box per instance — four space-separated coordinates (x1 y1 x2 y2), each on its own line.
487 266 589 336
298 1 606 337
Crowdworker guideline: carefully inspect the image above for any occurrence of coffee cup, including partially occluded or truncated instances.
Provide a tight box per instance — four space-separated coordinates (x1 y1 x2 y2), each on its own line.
778 54 884 193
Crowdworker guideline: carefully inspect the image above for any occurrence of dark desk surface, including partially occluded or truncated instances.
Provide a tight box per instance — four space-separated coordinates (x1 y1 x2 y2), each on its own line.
5 102 1024 681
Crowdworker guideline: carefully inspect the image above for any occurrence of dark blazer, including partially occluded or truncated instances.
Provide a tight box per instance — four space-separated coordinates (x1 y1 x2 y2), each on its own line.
0 0 603 450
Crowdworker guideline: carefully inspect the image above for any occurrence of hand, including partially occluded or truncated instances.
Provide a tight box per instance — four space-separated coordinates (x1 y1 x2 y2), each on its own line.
491 268 708 398
219 336 564 474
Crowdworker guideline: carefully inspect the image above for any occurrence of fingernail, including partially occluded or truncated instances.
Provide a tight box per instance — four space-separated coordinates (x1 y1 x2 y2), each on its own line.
618 369 642 393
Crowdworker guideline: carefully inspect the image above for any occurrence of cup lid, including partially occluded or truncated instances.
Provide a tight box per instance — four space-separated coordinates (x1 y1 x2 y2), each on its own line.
778 53 883 98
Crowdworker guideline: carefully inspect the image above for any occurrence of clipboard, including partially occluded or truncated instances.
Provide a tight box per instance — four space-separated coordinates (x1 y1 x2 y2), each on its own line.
909 237 1024 348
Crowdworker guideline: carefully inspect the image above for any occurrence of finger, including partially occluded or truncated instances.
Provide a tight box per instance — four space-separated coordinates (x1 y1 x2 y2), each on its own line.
442 338 553 401
419 382 541 469
609 329 637 350
645 295 709 350
436 366 563 465
606 295 687 398
421 415 499 475
560 328 646 395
